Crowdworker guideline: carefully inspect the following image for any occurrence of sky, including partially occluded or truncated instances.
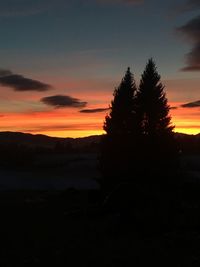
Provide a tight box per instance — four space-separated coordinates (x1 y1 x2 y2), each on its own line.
0 0 200 137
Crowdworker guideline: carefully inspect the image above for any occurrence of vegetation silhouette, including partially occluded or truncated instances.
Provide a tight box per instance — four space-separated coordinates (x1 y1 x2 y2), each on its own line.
104 67 137 136
135 58 179 178
100 58 179 197
100 67 138 191
98 59 185 242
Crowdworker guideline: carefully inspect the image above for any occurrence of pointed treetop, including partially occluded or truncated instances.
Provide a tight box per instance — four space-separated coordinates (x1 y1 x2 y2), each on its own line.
121 66 136 88
104 66 137 135
137 58 174 136
125 67 131 77
140 58 161 84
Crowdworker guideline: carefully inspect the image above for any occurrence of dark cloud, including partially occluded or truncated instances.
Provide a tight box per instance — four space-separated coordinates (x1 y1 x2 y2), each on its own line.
170 106 178 110
178 15 200 43
80 108 109 113
0 69 51 91
41 95 87 109
181 100 200 108
177 15 200 71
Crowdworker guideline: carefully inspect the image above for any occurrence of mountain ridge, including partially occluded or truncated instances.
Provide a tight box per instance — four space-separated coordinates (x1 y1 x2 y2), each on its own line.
0 130 199 150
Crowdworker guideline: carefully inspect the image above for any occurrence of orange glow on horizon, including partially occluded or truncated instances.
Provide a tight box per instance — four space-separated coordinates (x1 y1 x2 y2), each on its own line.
175 128 200 135
4 126 200 138
171 102 200 135
0 98 200 138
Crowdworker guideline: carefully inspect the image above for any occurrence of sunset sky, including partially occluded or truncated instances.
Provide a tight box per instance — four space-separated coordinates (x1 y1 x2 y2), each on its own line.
0 0 200 137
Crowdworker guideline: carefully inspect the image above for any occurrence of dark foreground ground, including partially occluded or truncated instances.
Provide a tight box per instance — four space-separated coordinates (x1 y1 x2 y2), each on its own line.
0 182 200 267
0 150 199 266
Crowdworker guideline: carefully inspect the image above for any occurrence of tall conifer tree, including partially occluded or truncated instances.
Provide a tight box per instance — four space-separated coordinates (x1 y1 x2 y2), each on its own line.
100 67 137 189
104 67 137 136
136 58 177 174
136 58 174 136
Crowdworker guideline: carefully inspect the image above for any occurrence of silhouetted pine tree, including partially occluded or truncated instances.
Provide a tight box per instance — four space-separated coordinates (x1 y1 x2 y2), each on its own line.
136 58 178 174
136 58 173 136
104 67 137 135
100 67 137 190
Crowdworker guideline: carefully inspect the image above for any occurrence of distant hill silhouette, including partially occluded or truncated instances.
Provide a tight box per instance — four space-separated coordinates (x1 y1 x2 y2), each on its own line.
0 131 101 151
0 131 61 147
175 132 200 154
0 131 199 154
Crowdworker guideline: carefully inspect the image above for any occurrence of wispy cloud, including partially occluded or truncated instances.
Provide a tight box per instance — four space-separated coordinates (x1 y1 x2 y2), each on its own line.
0 69 51 91
41 95 87 109
80 108 109 113
181 100 200 108
177 15 200 71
